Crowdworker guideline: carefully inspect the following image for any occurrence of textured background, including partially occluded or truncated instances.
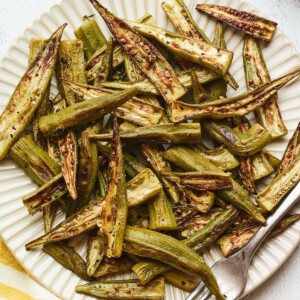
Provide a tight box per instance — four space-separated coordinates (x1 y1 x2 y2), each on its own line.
0 0 299 299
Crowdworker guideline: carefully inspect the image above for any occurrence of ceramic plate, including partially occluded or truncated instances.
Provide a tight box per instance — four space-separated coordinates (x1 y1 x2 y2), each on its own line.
0 0 299 299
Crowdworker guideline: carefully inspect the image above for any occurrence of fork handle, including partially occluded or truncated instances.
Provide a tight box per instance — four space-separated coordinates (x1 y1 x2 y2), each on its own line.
244 182 300 262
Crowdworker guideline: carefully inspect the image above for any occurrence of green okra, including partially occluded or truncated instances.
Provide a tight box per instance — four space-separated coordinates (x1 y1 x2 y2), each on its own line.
177 208 223 239
77 122 101 209
0 24 65 160
278 122 300 174
251 152 275 180
191 70 208 104
172 67 300 122
127 168 162 207
76 277 165 299
185 190 215 213
89 0 186 103
203 121 272 156
75 15 107 59
164 146 265 223
164 269 199 292
28 38 49 145
243 35 287 138
269 214 300 238
256 158 300 211
183 206 238 252
86 229 106 277
124 226 223 299
124 54 145 82
62 80 164 127
191 144 239 171
133 207 236 285
25 198 104 250
22 173 67 215
42 203 59 234
103 117 128 258
263 150 281 170
140 144 182 203
196 4 277 42
162 172 232 191
126 20 233 76
90 123 201 144
100 65 220 94
39 88 138 136
43 242 90 281
93 255 133 278
56 40 87 106
205 77 227 102
56 98 78 200
86 43 125 82
147 190 177 231
94 37 114 85
9 135 60 186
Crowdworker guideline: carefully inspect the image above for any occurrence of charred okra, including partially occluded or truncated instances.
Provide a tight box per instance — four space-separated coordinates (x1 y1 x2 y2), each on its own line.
243 36 287 138
0 25 65 160
39 88 138 136
196 4 277 42
90 123 201 144
103 117 128 258
89 0 186 103
76 277 165 299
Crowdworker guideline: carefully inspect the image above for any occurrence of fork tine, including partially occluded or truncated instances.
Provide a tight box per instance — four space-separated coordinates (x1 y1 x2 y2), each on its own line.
185 281 205 300
199 288 212 300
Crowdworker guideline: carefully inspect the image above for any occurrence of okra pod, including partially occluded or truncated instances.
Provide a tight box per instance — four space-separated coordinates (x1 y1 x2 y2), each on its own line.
25 198 104 250
86 229 106 277
183 206 238 252
22 173 67 215
94 37 113 85
278 122 300 174
256 158 300 211
56 40 87 106
172 67 300 122
128 205 150 229
183 189 215 213
251 152 275 181
103 117 127 258
124 226 222 298
177 208 223 239
243 35 287 138
126 20 233 76
90 123 201 144
164 146 265 222
76 277 165 299
93 255 133 278
191 144 239 171
147 190 177 231
56 98 78 200
61 80 164 127
77 122 101 209
140 144 182 203
89 0 186 103
0 24 65 160
43 242 90 281
164 270 199 292
269 214 300 238
98 169 107 197
163 172 232 191
28 38 49 145
203 121 272 156
127 168 162 207
9 135 60 186
196 4 277 42
75 15 107 59
39 88 138 136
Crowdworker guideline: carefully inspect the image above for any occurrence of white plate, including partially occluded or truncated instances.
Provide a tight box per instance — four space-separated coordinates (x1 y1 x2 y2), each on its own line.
0 0 300 299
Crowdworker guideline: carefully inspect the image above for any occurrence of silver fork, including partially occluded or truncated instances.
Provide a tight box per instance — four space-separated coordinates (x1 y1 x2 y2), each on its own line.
187 182 300 300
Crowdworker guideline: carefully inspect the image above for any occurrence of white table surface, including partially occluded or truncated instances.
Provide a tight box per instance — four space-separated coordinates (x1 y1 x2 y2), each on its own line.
0 0 299 299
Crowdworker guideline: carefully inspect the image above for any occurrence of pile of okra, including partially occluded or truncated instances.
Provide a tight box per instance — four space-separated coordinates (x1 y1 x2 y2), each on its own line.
1 0 300 299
